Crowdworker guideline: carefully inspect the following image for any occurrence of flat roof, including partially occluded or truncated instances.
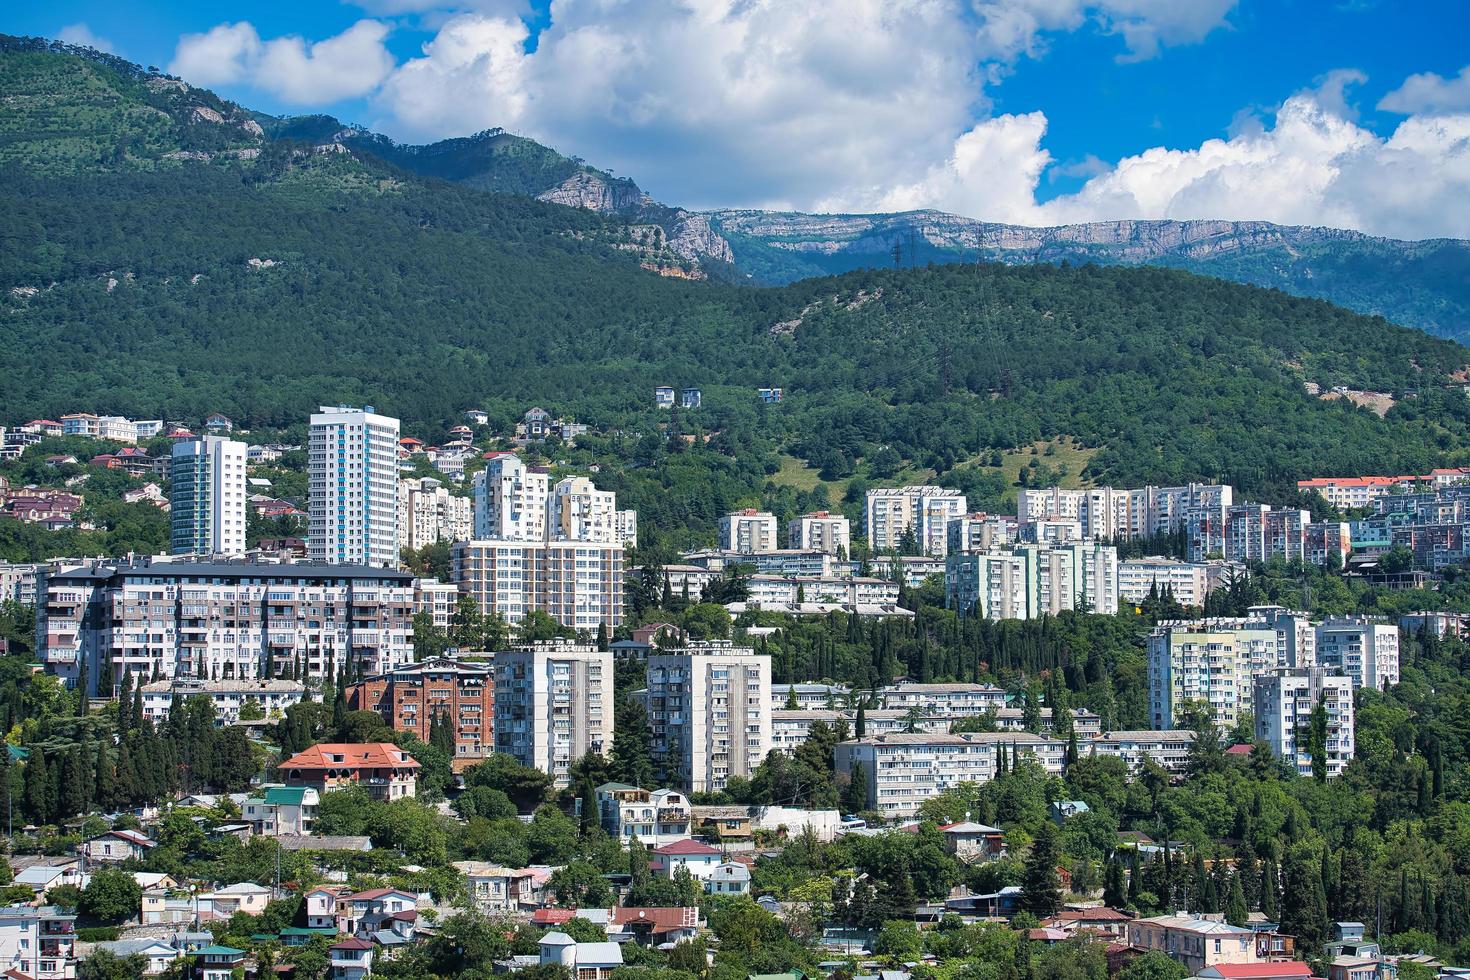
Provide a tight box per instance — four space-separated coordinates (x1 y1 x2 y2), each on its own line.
49 560 413 584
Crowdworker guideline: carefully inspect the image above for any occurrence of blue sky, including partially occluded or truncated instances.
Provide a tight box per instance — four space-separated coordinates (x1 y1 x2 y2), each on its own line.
8 0 1470 237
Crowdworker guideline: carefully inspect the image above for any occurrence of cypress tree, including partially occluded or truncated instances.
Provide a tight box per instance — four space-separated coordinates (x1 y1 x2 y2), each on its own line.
1281 851 1328 949
1103 857 1127 908
58 749 86 819
1021 820 1064 916
23 749 50 824
1261 857 1279 919
117 671 133 737
855 701 866 738
93 742 115 811
1226 874 1249 926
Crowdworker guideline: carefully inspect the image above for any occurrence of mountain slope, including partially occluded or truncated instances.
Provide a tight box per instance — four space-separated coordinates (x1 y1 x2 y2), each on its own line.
5 36 1470 511
707 209 1470 340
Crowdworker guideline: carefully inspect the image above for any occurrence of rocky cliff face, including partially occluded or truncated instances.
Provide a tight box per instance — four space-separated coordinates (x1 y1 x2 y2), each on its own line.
663 210 734 265
537 172 648 213
706 209 1376 262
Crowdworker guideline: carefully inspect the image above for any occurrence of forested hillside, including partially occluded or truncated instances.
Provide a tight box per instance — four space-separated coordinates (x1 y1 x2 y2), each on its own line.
6 37 1470 521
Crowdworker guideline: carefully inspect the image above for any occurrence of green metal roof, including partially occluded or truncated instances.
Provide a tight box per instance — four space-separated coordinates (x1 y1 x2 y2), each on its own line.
262 786 308 806
280 927 337 936
195 945 246 957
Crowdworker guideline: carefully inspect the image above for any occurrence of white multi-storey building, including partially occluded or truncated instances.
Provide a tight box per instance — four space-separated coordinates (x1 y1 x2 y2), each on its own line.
646 642 772 793
835 729 1195 816
1018 484 1234 541
719 510 780 554
36 557 415 695
397 477 472 552
744 575 899 606
309 406 400 567
550 477 619 543
615 509 639 547
787 512 852 556
492 640 613 786
946 514 1017 555
473 455 549 541
1117 558 1213 607
878 682 1007 716
460 463 629 630
170 436 247 556
1253 667 1355 778
1315 618 1400 690
140 678 307 725
454 540 624 630
0 905 76 980
413 578 460 630
865 486 966 556
946 542 1118 619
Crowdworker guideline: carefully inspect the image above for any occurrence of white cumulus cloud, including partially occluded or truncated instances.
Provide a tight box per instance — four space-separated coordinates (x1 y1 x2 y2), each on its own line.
57 23 117 55
168 20 395 105
1379 65 1470 116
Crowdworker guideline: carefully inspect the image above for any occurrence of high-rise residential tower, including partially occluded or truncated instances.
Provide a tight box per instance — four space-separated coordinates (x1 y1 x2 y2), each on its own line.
309 406 401 566
170 435 247 556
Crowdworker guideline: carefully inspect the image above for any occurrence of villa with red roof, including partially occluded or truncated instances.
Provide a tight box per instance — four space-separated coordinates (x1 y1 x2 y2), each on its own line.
278 743 420 801
1040 907 1134 939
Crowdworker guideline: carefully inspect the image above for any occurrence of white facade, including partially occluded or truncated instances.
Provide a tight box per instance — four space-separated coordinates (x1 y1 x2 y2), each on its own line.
1253 668 1355 778
836 729 1194 816
1018 483 1234 541
397 477 472 552
0 905 75 980
493 641 613 786
37 558 415 691
946 514 1018 555
140 678 307 724
787 512 852 556
878 682 1007 716
865 486 966 556
453 539 624 630
549 476 619 543
946 542 1118 619
647 642 772 793
473 455 549 541
309 406 400 567
1118 558 1213 607
745 575 899 606
170 436 247 557
1316 618 1400 690
719 510 780 554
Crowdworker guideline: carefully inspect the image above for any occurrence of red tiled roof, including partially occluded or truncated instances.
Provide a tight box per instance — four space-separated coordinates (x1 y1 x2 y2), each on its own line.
1205 965 1313 979
1049 908 1132 922
653 839 720 856
331 938 374 951
280 743 421 772
532 909 578 925
611 907 700 931
1225 744 1254 756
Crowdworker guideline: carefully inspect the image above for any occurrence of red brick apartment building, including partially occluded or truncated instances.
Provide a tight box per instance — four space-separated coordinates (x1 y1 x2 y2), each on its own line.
347 657 494 759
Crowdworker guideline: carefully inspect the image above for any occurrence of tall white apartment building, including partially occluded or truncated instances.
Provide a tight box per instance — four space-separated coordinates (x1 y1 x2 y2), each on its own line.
309 406 400 567
865 486 966 556
36 558 415 693
1251 605 1317 668
945 542 1117 619
1147 623 1278 730
550 477 619 543
946 514 1017 555
492 640 613 786
454 540 624 630
1253 668 1355 778
1018 484 1234 541
473 455 549 541
1117 558 1212 607
1315 618 1400 690
719 510 780 554
459 463 629 631
170 435 247 556
787 511 851 556
397 477 473 552
878 682 1007 716
646 642 772 793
